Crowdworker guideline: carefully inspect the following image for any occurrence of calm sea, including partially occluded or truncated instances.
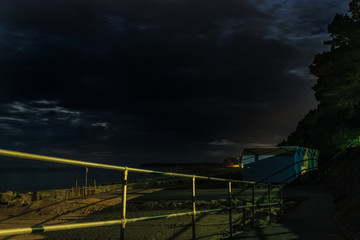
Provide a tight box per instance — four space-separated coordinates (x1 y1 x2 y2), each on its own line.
0 167 141 193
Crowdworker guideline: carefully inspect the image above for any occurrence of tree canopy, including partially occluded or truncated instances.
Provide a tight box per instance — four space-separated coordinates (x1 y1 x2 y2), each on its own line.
282 0 360 157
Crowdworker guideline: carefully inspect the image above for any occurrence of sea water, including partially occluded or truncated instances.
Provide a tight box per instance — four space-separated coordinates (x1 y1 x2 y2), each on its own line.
0 167 151 192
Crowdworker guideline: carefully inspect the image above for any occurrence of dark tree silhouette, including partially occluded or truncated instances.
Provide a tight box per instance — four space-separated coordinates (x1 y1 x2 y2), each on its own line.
282 0 360 158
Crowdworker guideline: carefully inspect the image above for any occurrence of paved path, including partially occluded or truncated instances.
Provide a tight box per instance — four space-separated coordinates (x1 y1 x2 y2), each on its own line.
233 184 344 240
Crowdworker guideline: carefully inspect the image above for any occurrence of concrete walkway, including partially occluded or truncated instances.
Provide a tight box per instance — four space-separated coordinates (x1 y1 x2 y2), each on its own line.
233 184 344 240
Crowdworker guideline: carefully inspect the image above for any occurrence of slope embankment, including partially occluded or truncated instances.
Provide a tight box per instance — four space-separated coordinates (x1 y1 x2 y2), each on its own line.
323 147 360 240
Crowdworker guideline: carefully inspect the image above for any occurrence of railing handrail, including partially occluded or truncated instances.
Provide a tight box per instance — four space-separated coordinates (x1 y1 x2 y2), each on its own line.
280 167 317 184
255 158 317 183
319 137 359 171
0 148 283 239
0 148 255 184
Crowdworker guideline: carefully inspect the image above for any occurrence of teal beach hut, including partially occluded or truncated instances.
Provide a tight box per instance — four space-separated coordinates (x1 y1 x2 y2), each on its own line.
241 146 319 183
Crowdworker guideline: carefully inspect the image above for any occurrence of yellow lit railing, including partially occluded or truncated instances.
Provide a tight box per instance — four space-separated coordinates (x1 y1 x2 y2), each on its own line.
0 149 283 239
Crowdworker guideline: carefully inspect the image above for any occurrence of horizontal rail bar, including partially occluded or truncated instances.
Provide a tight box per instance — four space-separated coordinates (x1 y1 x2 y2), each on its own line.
256 202 280 207
233 202 280 210
280 167 317 184
258 158 317 183
0 220 124 236
0 201 281 237
0 210 212 236
0 149 255 184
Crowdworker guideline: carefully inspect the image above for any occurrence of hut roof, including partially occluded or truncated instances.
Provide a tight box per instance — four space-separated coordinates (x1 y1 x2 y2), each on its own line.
242 146 298 156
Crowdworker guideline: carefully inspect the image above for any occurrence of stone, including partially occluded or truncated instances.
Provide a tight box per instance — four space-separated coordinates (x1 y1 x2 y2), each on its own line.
0 191 18 204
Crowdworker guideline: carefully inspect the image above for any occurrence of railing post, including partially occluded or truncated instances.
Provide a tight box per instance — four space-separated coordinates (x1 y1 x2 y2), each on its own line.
192 176 196 240
85 166 88 187
228 181 233 239
268 184 272 225
120 168 128 240
251 184 255 229
242 200 246 228
279 185 284 218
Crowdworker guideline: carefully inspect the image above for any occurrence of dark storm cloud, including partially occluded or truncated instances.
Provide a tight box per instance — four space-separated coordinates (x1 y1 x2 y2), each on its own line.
0 0 265 37
0 0 350 164
0 100 151 165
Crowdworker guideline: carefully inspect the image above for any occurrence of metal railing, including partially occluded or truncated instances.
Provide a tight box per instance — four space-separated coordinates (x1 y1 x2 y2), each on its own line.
0 149 282 239
314 137 360 182
255 158 318 183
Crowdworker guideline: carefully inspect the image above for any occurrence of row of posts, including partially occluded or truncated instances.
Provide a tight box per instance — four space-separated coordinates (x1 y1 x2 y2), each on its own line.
118 168 283 240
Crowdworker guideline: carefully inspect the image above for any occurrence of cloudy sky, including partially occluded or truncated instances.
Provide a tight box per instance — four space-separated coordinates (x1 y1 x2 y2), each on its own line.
0 0 350 166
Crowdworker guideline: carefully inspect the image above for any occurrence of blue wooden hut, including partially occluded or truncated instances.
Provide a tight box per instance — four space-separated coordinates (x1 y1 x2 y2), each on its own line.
241 146 319 183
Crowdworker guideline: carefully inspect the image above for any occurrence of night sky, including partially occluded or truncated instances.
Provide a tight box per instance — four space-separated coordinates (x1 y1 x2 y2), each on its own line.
0 0 349 166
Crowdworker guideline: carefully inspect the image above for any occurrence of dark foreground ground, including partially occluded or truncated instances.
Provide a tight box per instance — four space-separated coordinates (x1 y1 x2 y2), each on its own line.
233 183 344 240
